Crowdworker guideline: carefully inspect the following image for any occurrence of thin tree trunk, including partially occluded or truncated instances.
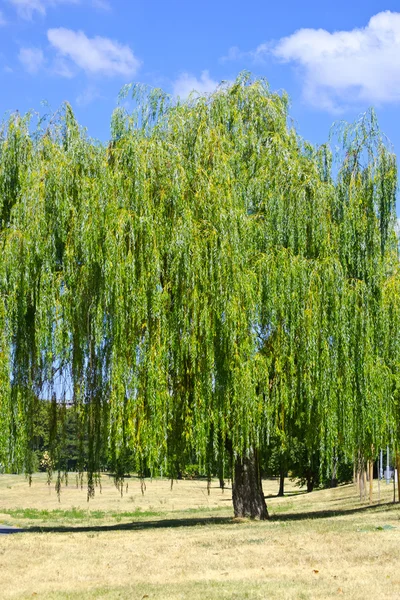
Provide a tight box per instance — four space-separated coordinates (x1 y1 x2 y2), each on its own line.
396 453 400 503
306 475 314 493
218 436 225 493
363 469 367 502
278 470 285 497
377 460 381 505
232 450 268 520
369 460 373 505
331 454 338 488
356 450 362 497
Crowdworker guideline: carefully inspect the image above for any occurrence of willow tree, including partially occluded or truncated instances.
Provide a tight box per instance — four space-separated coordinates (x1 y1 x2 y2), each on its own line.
0 74 398 518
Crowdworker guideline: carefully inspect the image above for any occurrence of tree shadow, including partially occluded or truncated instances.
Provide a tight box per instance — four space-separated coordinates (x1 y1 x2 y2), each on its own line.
324 494 366 502
0 526 24 535
270 501 396 521
4 501 397 535
16 516 234 534
276 490 308 497
218 491 308 501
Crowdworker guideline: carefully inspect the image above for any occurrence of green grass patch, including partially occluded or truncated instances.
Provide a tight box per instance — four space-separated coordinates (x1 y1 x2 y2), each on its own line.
179 505 227 514
0 507 162 522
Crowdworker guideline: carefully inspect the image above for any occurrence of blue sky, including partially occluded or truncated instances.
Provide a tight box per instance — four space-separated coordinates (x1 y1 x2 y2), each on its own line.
0 1 399 213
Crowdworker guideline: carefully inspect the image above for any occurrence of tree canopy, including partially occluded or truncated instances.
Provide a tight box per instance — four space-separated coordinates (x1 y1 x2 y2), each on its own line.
0 74 398 517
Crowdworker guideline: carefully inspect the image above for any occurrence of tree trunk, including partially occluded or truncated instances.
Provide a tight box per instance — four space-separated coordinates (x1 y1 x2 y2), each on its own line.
369 460 373 505
232 451 268 520
377 464 381 504
331 456 338 488
306 476 314 493
278 469 285 497
363 469 367 502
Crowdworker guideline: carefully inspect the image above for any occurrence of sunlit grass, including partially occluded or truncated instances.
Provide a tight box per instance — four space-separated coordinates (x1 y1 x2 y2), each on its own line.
1 473 400 599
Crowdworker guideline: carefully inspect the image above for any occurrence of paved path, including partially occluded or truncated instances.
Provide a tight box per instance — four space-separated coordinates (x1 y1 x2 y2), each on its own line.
0 525 23 534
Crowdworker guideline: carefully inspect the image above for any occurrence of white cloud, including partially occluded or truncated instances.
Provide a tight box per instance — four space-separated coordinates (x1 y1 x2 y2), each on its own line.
220 43 273 64
18 46 44 74
10 0 78 20
220 46 243 63
76 85 101 106
47 28 141 77
92 0 111 10
172 70 220 99
269 11 400 111
52 56 74 78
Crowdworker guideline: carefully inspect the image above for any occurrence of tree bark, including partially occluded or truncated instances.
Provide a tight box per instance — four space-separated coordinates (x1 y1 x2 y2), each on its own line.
232 450 268 520
278 469 285 497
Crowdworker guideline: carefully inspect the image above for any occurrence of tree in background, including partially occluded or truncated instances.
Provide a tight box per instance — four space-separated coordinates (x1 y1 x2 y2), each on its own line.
0 74 398 519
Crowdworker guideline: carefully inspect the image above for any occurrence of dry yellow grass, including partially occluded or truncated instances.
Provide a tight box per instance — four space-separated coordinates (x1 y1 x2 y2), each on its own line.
0 473 399 599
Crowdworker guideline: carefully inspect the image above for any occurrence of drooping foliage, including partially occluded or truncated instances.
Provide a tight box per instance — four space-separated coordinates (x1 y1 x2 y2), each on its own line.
0 74 398 500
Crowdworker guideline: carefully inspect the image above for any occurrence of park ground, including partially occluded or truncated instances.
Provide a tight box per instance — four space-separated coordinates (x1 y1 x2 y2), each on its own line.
0 472 399 599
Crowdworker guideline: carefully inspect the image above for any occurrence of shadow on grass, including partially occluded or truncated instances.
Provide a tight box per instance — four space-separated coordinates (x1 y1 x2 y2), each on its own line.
270 501 396 521
275 490 308 497
7 500 397 535
18 516 234 534
218 490 307 502
0 526 24 535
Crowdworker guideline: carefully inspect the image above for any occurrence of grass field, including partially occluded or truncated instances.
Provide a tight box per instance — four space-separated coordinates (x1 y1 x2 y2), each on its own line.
0 472 400 599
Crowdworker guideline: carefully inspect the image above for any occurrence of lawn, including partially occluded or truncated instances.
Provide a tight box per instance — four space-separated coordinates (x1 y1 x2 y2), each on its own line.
0 472 399 599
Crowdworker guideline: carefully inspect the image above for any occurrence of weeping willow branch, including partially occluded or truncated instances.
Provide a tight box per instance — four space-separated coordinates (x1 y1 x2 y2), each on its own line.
0 75 398 515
